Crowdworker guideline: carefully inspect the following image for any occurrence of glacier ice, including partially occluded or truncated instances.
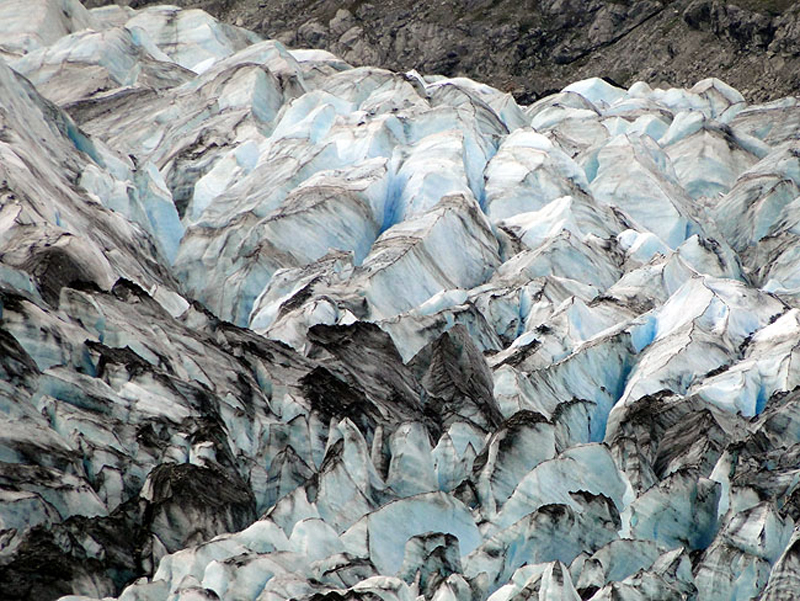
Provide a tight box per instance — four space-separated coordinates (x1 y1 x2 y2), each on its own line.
2 2 800 600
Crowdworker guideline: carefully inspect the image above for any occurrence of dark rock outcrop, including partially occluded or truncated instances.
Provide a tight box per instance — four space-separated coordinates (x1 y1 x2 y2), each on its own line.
97 0 800 102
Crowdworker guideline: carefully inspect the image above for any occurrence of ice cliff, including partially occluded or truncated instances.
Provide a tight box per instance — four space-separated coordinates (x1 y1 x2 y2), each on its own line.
1 2 800 600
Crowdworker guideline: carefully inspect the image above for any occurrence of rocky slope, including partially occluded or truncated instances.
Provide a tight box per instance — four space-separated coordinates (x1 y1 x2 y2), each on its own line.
2 2 800 601
86 0 800 104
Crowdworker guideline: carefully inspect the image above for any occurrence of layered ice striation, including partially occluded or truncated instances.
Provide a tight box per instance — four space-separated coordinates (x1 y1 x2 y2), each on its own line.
2 2 800 601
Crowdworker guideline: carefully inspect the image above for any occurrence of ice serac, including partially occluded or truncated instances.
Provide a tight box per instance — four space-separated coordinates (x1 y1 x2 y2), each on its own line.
487 561 581 601
303 322 424 430
463 495 620 596
3 3 800 601
0 0 96 56
694 502 793 600
472 410 557 517
407 324 503 431
491 444 627 534
586 134 702 249
357 193 501 319
123 6 260 73
484 129 590 222
762 530 800 601
397 532 463 599
341 491 481 575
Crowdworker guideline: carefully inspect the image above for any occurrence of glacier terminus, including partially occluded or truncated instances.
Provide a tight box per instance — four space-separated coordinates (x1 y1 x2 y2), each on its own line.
1 1 800 600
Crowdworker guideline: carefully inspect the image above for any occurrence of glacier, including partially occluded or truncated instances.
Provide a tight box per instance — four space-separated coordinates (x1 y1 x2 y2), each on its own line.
1 2 800 600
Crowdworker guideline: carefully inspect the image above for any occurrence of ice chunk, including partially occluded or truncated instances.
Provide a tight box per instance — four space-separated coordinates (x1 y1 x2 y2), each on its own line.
357 194 500 319
624 470 720 550
463 497 620 596
666 125 759 199
386 422 438 497
484 129 590 222
562 78 627 108
491 443 627 533
586 134 703 248
0 0 97 56
340 491 481 574
124 7 259 73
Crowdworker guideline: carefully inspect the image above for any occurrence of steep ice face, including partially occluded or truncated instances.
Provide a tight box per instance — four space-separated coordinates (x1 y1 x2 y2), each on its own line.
586 134 702 249
10 26 191 106
663 120 761 200
484 129 589 222
3 3 800 601
123 6 260 73
610 275 786 418
0 0 96 57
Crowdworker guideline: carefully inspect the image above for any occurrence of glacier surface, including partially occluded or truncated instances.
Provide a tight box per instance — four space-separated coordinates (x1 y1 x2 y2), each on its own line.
1 3 800 601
